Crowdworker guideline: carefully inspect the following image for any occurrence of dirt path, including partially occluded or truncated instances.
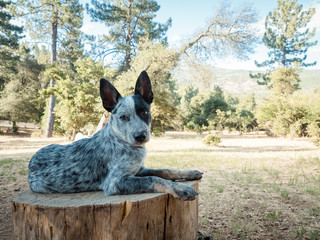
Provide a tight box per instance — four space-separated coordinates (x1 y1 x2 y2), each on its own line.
0 136 69 160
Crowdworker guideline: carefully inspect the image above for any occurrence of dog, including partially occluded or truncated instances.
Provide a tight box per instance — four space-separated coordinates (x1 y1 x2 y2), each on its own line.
28 71 202 201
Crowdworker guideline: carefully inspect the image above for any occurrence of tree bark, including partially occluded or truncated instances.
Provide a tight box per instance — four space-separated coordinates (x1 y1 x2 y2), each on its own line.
12 181 199 240
44 20 58 138
124 0 133 71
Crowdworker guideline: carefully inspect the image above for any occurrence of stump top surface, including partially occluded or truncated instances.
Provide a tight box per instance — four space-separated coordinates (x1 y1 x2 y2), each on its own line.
12 181 197 207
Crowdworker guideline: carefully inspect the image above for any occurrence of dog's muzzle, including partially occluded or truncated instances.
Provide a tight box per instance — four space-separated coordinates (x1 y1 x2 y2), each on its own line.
134 131 148 144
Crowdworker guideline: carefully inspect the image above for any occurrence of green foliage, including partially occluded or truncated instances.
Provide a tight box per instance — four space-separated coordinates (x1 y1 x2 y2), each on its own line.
14 0 83 44
258 0 317 69
0 0 22 47
0 0 23 88
257 90 320 138
203 134 221 146
40 58 108 138
0 46 44 129
58 0 84 70
270 67 300 94
226 94 257 133
180 84 257 134
115 40 178 133
52 76 101 138
185 87 229 130
12 0 85 137
252 0 317 87
87 0 171 70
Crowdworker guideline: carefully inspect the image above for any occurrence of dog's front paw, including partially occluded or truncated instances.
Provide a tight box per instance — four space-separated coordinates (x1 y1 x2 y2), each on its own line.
171 184 198 201
187 170 203 180
176 170 203 181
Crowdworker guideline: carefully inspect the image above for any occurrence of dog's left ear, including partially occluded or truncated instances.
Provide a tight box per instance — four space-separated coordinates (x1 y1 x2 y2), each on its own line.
100 78 122 112
134 71 154 104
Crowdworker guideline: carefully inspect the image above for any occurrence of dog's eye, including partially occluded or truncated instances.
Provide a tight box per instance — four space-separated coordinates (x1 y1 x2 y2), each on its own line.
141 110 148 117
120 115 130 121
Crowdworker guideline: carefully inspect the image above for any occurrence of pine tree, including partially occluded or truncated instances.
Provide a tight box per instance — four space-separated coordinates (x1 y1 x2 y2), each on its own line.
13 0 84 137
86 0 171 71
0 45 44 132
0 0 23 88
59 0 85 70
252 0 317 88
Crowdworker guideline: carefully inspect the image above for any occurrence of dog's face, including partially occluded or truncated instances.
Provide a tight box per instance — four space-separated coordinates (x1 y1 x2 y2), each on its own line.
100 71 153 146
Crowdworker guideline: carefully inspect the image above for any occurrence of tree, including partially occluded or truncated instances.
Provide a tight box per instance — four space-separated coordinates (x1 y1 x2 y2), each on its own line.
269 67 300 94
0 46 44 132
115 39 178 133
186 86 229 131
58 0 85 70
86 0 171 70
256 92 311 137
252 0 317 87
0 0 23 88
41 58 107 139
180 2 260 60
13 0 84 137
230 94 257 134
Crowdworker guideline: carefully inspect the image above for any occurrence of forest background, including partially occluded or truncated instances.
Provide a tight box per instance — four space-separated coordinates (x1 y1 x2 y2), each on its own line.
0 0 320 143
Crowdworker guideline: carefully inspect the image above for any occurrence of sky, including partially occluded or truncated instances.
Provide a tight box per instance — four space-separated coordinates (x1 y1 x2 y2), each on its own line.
81 0 320 70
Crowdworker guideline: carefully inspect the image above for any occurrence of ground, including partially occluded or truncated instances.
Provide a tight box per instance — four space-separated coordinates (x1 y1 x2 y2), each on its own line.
0 130 319 239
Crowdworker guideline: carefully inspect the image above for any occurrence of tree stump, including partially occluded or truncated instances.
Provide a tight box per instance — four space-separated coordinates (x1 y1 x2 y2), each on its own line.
12 181 199 240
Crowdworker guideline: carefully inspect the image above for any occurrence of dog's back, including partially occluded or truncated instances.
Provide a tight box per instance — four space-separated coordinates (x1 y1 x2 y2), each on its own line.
28 121 147 194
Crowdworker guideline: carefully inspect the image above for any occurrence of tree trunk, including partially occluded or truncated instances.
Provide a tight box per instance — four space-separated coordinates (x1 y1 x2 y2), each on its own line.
71 127 77 141
12 121 18 133
95 113 109 133
124 0 132 71
12 181 199 240
44 20 58 138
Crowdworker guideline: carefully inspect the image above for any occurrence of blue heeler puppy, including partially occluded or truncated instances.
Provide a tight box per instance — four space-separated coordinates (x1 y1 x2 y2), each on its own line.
28 71 202 200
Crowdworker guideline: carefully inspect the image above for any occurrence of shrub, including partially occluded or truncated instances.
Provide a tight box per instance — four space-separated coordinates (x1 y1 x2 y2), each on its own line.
256 91 320 138
203 134 221 146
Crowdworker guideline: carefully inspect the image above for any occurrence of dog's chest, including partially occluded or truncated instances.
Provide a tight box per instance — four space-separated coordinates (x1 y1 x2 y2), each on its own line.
109 144 146 175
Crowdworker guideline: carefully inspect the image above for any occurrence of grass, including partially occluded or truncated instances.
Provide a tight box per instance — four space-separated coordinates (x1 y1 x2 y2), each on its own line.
265 210 282 222
145 134 320 239
1 133 320 239
0 158 28 182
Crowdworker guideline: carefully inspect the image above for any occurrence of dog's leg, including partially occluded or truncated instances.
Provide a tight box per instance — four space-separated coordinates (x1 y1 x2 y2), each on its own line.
101 175 199 201
135 167 203 181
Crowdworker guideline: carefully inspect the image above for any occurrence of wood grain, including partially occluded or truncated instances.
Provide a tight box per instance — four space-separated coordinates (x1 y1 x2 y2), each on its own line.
12 181 199 240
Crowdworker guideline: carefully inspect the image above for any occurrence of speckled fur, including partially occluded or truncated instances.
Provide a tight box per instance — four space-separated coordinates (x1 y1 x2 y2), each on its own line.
28 71 202 201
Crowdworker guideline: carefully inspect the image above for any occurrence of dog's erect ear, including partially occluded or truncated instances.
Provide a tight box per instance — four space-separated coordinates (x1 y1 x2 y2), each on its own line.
100 78 122 112
134 71 154 104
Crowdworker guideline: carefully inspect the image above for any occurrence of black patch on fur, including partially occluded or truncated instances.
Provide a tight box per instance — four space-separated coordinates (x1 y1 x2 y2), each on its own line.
132 95 151 125
100 78 122 112
134 71 153 104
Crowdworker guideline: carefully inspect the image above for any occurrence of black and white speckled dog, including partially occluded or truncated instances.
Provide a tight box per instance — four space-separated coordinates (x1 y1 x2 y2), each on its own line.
28 71 202 201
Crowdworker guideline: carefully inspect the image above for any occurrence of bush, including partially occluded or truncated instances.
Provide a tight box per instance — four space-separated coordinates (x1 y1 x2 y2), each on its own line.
256 91 320 138
203 134 221 146
312 138 320 147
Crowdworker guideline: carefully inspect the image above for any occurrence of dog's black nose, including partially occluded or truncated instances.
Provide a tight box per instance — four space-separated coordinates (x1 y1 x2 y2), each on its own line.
134 131 147 143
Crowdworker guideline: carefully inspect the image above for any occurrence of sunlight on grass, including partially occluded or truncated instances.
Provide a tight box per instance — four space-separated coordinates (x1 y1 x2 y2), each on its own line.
145 134 320 238
1 133 319 239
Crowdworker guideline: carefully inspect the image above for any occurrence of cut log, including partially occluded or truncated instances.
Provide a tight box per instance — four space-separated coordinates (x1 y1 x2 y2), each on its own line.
12 181 199 240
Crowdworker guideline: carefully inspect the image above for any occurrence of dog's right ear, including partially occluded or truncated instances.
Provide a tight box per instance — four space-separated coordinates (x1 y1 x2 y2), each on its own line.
100 78 122 112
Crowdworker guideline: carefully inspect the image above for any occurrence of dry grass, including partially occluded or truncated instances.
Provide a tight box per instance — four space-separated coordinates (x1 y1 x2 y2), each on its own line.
0 132 320 239
145 132 320 239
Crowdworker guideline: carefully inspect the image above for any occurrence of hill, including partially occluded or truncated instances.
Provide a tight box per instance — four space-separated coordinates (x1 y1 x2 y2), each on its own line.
174 66 320 99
